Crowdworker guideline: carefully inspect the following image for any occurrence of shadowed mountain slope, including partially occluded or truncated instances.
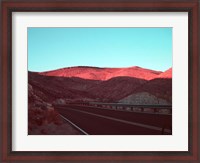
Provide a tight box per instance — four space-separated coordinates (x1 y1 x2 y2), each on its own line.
29 66 172 104
29 72 101 102
119 68 172 104
87 76 146 102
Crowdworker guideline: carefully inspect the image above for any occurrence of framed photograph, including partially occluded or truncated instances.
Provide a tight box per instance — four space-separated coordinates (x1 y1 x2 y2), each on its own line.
1 0 199 162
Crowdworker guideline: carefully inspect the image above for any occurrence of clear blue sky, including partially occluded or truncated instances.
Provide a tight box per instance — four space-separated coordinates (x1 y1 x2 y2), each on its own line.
28 27 172 72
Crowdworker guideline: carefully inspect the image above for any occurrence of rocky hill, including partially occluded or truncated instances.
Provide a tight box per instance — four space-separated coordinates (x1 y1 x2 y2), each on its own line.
29 66 172 105
119 68 172 104
88 76 146 102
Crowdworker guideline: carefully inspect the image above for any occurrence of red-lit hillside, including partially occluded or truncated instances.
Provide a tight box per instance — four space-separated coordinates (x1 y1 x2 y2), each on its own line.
157 68 172 78
119 68 172 104
40 66 162 81
29 66 172 105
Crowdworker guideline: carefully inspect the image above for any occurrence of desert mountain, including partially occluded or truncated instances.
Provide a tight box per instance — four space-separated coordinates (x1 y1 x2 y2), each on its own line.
29 72 100 102
87 76 146 102
29 72 146 103
119 68 172 104
40 66 162 81
157 68 172 78
29 66 172 105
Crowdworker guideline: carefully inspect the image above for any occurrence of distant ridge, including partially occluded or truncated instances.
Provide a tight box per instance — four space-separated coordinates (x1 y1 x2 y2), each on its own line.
157 68 172 78
39 66 165 81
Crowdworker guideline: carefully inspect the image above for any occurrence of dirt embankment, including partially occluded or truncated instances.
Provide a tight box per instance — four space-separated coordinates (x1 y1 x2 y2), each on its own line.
28 84 82 135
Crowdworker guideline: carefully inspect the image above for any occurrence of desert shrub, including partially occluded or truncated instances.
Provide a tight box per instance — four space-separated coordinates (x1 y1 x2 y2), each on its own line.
28 105 63 134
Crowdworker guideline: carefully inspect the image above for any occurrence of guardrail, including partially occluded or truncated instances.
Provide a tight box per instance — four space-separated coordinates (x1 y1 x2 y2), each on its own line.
89 102 172 115
54 102 172 115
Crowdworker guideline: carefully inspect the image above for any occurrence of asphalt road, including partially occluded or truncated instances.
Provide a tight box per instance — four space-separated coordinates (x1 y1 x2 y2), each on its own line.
55 105 172 135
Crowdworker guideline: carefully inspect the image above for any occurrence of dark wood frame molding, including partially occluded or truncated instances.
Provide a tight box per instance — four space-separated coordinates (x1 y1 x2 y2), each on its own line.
1 0 199 162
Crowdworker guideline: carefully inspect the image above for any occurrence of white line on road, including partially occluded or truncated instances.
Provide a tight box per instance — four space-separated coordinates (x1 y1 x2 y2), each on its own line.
67 108 172 134
59 114 89 135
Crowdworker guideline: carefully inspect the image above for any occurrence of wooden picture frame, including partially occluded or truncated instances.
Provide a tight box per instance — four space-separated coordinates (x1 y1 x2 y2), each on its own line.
1 0 199 162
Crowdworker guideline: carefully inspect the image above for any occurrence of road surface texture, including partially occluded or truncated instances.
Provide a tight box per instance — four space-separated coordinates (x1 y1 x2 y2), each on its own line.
55 105 172 135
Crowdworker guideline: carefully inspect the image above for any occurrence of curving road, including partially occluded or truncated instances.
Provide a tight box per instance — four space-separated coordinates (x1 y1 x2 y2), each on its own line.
55 105 172 135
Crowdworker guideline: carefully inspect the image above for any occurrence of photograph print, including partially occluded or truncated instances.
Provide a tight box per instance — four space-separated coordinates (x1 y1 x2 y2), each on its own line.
28 27 172 135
